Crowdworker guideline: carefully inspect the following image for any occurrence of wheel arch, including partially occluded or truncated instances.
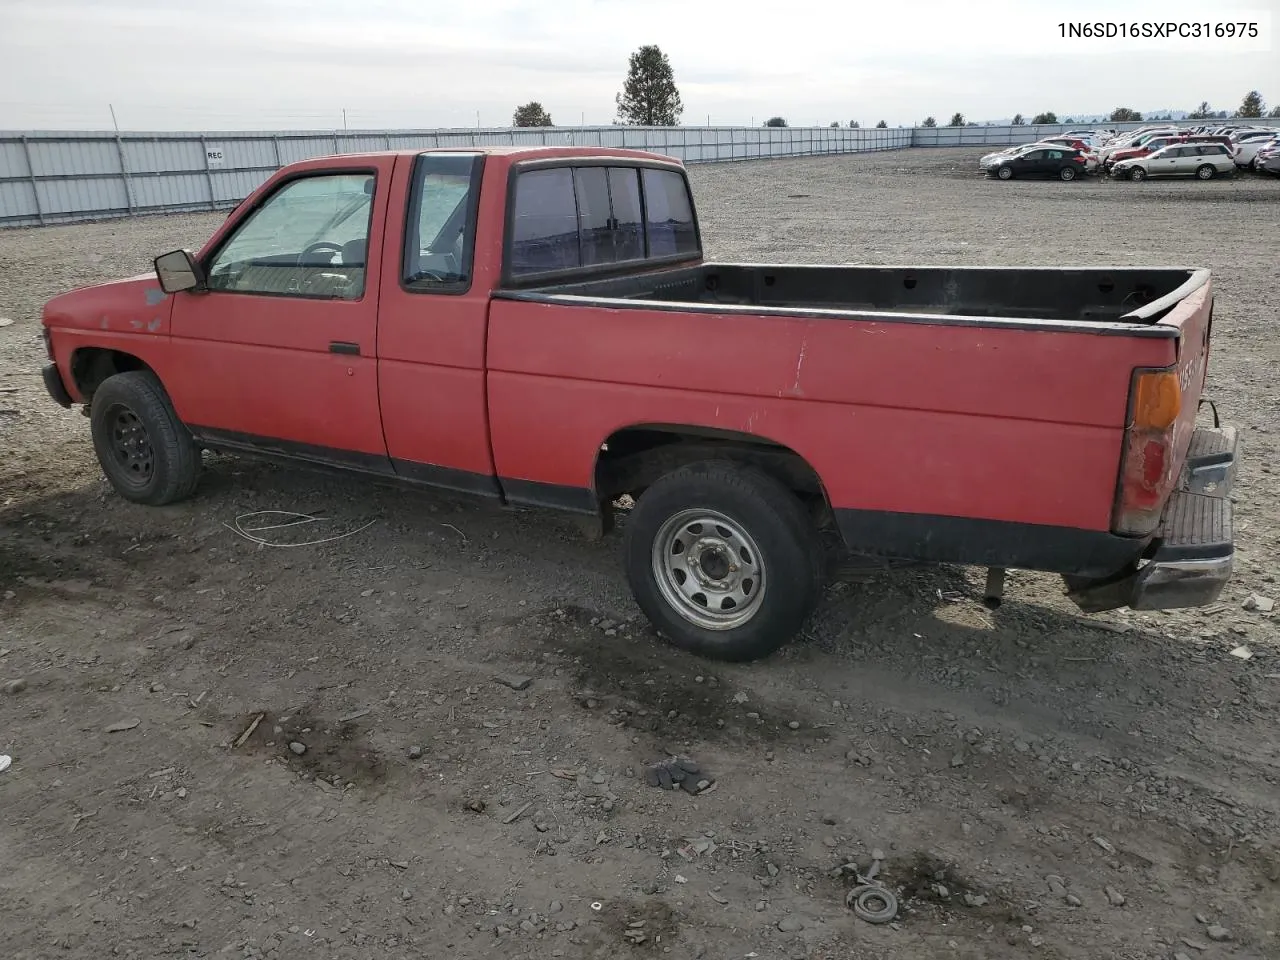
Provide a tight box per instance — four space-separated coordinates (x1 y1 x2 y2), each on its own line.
592 422 837 537
69 347 157 403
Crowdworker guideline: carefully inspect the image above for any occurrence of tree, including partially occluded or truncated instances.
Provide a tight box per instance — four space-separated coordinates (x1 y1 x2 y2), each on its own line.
512 101 553 127
1011 113 1025 125
1235 90 1265 118
921 116 937 127
830 121 840 127
948 112 965 126
1188 101 1214 119
1031 111 1057 124
615 45 683 126
1270 105 1280 118
764 116 788 127
1109 107 1143 122
875 120 887 128
849 121 860 129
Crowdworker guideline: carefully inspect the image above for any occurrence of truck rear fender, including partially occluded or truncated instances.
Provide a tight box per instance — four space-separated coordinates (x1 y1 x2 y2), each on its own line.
593 423 834 529
1111 269 1213 537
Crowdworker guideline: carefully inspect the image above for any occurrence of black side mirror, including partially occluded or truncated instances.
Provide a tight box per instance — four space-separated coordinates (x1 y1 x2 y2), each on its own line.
154 249 206 294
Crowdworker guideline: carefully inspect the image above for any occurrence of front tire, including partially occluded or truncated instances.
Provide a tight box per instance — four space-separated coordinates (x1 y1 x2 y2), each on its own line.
1130 167 1147 181
89 371 201 505
623 461 824 662
997 166 1013 180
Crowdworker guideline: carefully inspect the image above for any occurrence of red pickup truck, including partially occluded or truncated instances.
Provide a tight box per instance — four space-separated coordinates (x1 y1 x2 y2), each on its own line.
39 146 1239 661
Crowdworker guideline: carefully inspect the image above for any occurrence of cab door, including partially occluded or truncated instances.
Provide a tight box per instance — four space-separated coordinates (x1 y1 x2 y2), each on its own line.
166 159 396 471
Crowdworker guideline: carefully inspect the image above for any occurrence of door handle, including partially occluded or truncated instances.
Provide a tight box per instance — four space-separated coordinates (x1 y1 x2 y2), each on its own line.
329 341 360 355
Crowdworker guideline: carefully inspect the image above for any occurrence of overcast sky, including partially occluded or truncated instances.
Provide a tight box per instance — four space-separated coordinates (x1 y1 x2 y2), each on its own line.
1 0 1276 130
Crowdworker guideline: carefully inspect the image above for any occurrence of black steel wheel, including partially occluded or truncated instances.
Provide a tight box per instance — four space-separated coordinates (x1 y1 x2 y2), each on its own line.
90 371 201 505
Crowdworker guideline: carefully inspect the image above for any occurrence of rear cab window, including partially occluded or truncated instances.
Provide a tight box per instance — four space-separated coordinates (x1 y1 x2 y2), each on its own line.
504 159 701 284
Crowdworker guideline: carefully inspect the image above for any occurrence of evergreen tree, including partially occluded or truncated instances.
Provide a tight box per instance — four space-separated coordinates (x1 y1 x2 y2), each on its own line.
615 45 683 126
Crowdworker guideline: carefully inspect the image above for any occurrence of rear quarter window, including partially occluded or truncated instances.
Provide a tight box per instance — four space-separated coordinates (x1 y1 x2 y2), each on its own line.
641 168 698 257
506 161 699 281
509 168 580 274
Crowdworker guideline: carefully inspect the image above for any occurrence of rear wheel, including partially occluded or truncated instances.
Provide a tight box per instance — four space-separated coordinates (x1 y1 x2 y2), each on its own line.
1196 164 1216 180
89 371 201 505
623 461 824 662
1059 166 1077 181
997 165 1013 180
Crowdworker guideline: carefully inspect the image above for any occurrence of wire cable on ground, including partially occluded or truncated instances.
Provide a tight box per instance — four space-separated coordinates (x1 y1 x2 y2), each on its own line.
222 510 376 548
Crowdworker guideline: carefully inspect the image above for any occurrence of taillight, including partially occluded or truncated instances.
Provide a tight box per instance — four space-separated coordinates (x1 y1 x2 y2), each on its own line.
1074 155 1086 163
1112 368 1182 537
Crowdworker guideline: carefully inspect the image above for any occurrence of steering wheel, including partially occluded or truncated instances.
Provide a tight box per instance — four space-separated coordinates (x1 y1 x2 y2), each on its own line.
299 241 344 265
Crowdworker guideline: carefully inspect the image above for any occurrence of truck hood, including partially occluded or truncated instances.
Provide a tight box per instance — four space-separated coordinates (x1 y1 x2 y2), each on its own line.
42 273 172 334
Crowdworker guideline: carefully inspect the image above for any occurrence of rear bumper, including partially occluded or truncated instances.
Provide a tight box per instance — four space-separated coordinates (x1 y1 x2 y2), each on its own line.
1068 423 1239 613
42 362 73 408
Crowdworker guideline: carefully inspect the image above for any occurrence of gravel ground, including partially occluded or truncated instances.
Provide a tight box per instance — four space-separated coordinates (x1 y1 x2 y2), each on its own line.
2 147 1279 960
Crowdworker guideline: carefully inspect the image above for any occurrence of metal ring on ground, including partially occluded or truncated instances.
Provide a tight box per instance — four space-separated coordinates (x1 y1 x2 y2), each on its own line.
847 884 898 924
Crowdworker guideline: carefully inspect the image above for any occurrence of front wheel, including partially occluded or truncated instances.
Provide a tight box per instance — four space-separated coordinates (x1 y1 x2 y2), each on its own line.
623 461 824 662
1196 164 1215 180
89 371 202 505
996 166 1013 180
1129 167 1147 181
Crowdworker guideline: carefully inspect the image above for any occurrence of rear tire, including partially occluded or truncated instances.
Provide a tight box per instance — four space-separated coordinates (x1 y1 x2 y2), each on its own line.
89 371 201 506
623 460 824 662
1059 166 1077 181
1195 164 1215 180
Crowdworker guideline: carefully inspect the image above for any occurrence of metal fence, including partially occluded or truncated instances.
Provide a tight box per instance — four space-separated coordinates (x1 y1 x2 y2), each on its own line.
0 117 1262 228
0 125 910 228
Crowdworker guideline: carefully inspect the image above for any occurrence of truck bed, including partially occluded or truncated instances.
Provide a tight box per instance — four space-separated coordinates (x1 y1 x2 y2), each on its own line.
508 263 1208 333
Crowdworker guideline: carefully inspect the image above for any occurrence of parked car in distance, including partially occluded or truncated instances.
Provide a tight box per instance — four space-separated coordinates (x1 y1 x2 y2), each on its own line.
1260 151 1280 176
1252 138 1280 171
988 146 1090 180
1103 134 1233 173
1035 138 1100 170
1112 143 1236 181
1231 133 1280 169
978 142 1038 169
1099 129 1178 161
37 145 1239 661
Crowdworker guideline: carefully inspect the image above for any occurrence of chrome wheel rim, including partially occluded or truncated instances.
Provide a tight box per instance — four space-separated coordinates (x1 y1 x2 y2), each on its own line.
651 508 766 630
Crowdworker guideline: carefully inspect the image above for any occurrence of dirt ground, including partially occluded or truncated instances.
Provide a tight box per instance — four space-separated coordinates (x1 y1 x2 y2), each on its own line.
2 147 1279 960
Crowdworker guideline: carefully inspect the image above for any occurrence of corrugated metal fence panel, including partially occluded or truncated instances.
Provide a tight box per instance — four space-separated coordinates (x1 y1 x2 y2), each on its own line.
31 138 123 176
0 179 37 219
37 176 129 216
124 139 204 174
0 140 32 179
1 119 1222 227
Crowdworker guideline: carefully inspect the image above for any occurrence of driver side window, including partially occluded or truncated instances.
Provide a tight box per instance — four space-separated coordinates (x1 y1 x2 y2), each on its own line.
206 172 375 300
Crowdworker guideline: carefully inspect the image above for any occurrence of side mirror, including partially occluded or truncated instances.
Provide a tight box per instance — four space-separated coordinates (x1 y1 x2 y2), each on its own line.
154 249 205 294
